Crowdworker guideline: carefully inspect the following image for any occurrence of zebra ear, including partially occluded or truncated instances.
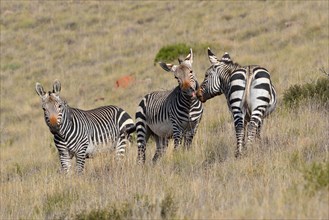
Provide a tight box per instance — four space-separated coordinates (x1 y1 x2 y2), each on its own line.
220 52 232 63
35 82 46 98
53 79 61 95
159 62 176 72
208 47 219 65
184 48 193 65
178 58 183 64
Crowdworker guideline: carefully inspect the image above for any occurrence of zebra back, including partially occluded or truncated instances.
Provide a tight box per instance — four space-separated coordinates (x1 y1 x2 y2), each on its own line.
69 106 135 144
197 48 276 115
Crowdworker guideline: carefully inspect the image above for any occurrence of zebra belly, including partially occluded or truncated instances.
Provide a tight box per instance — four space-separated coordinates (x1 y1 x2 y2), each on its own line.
148 121 173 138
85 137 116 156
85 141 96 156
266 101 276 115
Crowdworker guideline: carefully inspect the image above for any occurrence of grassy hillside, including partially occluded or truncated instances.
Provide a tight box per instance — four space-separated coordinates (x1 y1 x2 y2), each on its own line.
1 1 328 219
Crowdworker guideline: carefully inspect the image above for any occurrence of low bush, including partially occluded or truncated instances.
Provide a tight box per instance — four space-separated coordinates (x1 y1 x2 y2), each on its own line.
283 77 329 107
302 162 329 195
74 193 178 220
160 192 177 220
75 203 132 220
154 43 190 64
154 42 226 64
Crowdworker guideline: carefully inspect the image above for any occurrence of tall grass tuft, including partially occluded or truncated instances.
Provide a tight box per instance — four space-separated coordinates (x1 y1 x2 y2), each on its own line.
43 189 79 219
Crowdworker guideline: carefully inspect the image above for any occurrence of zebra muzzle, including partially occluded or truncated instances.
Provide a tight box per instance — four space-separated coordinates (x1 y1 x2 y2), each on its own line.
196 88 205 102
49 115 58 126
187 88 197 99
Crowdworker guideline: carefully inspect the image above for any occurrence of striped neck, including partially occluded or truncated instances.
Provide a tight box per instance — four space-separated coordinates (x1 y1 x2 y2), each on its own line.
218 62 240 95
178 88 200 113
53 106 72 138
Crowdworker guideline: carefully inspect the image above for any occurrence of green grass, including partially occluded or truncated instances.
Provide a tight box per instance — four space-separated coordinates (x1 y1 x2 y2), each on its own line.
1 1 329 219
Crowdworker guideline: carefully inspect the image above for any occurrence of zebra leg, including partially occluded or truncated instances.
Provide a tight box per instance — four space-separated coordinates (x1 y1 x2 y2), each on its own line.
173 132 183 150
75 145 88 174
234 118 245 158
183 129 195 150
172 123 183 150
136 124 151 164
247 117 261 146
255 122 262 141
183 132 193 150
152 136 168 163
183 120 199 150
116 132 129 159
58 149 72 173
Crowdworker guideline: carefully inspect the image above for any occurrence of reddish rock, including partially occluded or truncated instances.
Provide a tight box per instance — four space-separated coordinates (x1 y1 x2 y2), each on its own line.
116 75 134 88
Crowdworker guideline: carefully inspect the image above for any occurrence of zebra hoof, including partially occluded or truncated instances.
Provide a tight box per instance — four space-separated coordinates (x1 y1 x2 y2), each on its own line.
235 151 243 159
137 158 145 165
152 156 159 165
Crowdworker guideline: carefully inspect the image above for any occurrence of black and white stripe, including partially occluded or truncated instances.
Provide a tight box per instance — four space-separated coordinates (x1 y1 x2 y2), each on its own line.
197 48 276 158
136 49 203 163
36 80 135 173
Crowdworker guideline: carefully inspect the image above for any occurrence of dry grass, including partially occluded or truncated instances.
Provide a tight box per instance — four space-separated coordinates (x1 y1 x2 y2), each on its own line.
1 1 328 219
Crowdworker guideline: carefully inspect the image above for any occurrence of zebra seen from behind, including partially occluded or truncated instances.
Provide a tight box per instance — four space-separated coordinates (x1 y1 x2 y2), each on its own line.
196 48 277 158
35 80 135 173
136 49 203 164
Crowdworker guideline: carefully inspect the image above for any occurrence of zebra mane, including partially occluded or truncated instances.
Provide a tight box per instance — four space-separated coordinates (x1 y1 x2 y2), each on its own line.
221 54 241 71
47 91 69 107
231 61 241 71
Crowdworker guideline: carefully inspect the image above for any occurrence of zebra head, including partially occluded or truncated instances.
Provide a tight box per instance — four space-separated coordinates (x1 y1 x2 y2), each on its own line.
35 80 67 134
159 48 199 98
197 48 233 103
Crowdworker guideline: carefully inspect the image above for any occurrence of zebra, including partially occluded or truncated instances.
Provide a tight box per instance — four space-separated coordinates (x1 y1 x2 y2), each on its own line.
136 49 203 164
196 48 277 158
35 80 135 173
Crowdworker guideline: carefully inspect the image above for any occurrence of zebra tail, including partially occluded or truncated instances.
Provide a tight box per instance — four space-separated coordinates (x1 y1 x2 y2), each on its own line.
242 72 253 113
125 124 136 135
118 110 136 136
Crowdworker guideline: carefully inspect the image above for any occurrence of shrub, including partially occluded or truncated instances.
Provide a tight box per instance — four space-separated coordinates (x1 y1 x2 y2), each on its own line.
154 43 190 64
160 192 177 220
302 162 329 195
2 62 21 71
283 77 329 107
202 140 229 169
133 193 155 217
75 203 132 220
154 42 226 64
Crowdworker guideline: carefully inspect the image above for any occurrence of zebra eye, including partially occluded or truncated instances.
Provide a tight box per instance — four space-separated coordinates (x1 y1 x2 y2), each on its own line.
58 104 62 109
190 70 193 73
